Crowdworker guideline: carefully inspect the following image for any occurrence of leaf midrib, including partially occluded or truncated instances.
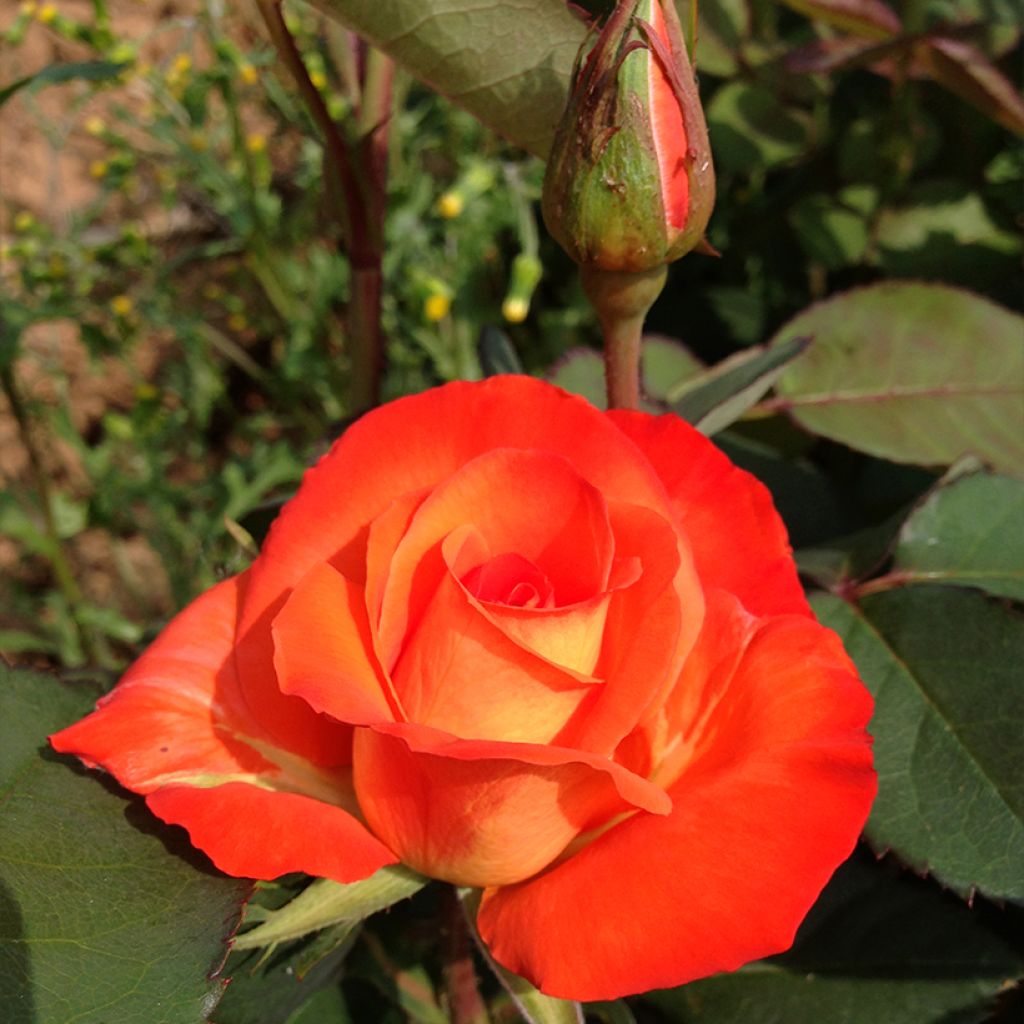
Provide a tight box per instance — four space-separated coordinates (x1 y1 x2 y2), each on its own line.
854 600 1024 832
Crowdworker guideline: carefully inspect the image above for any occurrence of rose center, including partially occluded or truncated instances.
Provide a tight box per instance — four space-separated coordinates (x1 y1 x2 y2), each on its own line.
460 552 556 609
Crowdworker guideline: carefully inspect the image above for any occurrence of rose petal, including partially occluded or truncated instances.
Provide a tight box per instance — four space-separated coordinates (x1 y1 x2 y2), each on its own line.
353 721 670 888
50 575 391 884
447 526 640 677
557 502 703 756
376 448 617 672
50 574 338 792
477 605 875 1000
390 543 599 744
237 379 676 756
148 783 396 882
609 410 810 617
272 561 401 725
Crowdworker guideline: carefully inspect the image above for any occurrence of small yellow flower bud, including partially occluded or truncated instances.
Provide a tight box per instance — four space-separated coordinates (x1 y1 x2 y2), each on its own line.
171 54 192 75
228 313 248 332
13 211 35 232
245 133 267 154
89 159 108 180
239 62 258 86
84 115 105 136
37 3 57 24
423 293 451 322
110 295 133 317
437 192 464 220
20 2 38 17
502 297 529 324
309 70 327 90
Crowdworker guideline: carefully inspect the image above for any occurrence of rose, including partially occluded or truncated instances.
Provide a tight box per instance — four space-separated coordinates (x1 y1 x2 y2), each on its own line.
52 376 875 1000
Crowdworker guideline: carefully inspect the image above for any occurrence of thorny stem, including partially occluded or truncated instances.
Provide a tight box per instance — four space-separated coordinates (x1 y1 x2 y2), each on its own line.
442 887 490 1024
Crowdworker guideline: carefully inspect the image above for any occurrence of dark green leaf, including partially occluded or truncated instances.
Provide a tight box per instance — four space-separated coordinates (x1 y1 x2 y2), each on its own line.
639 334 704 404
215 933 355 1024
0 61 128 108
671 336 809 435
812 588 1024 900
892 469 1024 600
795 511 905 587
771 283 1024 476
0 667 250 1024
644 852 1022 1023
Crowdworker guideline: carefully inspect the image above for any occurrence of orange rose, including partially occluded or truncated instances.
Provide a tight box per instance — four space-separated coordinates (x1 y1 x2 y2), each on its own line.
52 376 875 999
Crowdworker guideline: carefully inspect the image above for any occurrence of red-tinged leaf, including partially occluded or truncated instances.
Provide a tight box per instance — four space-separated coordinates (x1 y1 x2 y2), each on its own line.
784 34 911 75
920 36 1024 136
775 0 901 40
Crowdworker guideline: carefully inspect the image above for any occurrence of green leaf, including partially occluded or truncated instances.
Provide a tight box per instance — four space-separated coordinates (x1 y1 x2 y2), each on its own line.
0 667 250 1024
671 336 810 435
317 0 587 156
0 61 128 108
216 929 356 1024
640 334 704 404
891 468 1024 600
644 853 1022 1024
233 867 427 950
770 282 1024 476
812 588 1024 900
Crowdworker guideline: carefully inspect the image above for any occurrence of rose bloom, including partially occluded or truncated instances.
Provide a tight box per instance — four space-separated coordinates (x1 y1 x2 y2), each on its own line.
52 376 875 1000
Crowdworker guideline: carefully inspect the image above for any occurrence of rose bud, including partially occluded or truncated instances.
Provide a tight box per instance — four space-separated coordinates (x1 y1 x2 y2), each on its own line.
51 377 874 1000
542 0 715 274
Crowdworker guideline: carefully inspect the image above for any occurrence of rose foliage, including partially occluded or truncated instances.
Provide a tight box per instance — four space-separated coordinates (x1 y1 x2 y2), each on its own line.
51 377 875 1000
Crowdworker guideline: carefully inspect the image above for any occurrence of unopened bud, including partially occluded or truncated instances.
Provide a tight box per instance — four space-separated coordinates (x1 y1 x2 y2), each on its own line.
542 0 715 273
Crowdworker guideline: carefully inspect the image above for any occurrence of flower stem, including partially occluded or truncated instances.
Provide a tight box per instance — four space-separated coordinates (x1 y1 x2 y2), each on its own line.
442 886 490 1024
580 264 667 410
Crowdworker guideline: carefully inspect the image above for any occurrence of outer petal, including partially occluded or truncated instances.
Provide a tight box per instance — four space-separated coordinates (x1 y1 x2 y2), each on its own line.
147 783 395 882
477 603 875 1000
608 409 810 617
236 379 676 756
50 574 391 883
353 722 670 889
